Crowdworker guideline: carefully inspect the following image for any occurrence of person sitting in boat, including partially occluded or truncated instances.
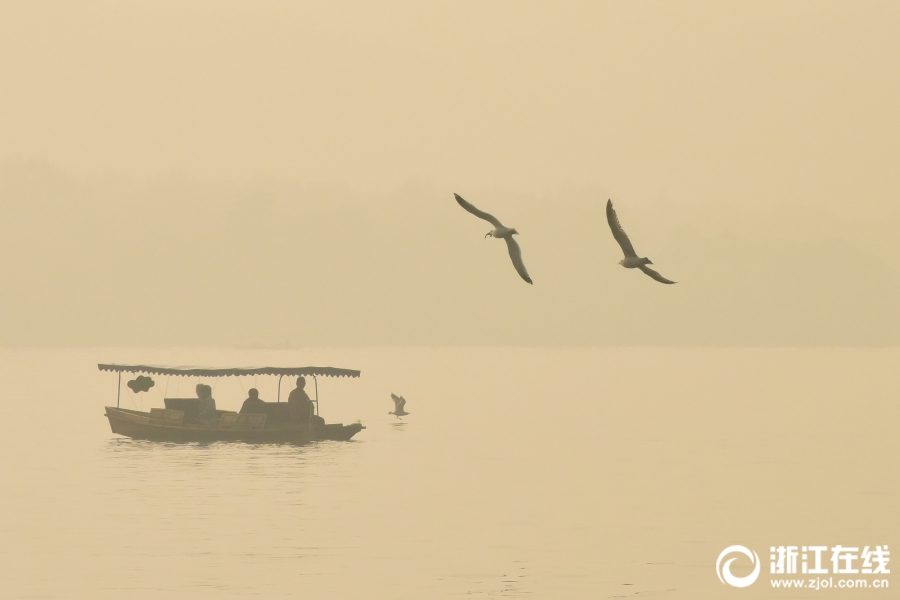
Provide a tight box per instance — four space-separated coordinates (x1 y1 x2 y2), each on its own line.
239 388 266 414
288 376 324 426
196 383 218 426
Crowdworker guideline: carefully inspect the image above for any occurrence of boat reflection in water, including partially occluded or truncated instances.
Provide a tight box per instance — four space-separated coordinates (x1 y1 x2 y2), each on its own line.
100 364 365 444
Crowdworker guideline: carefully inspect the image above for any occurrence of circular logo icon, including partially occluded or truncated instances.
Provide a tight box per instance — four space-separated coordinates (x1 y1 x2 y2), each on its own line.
716 545 761 588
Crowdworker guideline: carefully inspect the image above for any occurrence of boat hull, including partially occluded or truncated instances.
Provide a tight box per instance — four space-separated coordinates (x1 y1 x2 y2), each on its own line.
105 407 364 444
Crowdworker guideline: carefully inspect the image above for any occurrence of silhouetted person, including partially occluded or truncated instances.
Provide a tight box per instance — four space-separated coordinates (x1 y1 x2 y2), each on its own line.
288 376 312 422
288 376 324 426
240 388 266 414
196 383 217 426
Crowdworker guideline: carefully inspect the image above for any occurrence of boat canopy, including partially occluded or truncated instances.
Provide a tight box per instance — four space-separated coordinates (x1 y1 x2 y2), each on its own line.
97 364 360 378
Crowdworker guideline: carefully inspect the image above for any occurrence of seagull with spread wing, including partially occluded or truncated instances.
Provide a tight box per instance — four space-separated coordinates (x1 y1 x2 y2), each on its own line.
389 393 409 418
606 199 676 284
454 193 533 284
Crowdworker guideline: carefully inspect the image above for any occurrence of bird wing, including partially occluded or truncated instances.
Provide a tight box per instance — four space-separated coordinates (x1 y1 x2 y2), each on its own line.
455 193 503 228
606 199 637 258
504 236 533 284
390 393 402 410
638 264 676 284
398 396 406 411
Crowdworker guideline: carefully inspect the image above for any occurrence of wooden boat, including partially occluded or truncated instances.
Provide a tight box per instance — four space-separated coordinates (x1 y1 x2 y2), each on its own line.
100 364 365 444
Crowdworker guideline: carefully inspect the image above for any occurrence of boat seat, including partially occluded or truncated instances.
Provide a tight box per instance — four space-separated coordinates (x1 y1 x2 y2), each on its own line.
149 408 184 426
237 413 266 429
255 402 295 427
164 398 202 423
219 413 267 429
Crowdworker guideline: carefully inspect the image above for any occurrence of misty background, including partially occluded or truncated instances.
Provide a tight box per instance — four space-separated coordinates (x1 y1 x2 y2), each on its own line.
1 2 898 347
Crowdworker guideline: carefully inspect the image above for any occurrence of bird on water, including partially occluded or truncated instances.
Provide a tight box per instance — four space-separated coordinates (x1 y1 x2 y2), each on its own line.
606 199 676 284
454 193 533 285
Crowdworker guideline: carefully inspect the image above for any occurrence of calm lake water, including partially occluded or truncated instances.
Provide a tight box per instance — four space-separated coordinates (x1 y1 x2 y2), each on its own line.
1 347 897 599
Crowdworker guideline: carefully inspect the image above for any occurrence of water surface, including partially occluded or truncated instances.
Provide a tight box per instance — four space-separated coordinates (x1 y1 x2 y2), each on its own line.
1 347 897 598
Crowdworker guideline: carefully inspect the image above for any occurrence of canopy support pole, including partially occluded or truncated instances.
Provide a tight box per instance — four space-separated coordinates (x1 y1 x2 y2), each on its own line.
313 375 319 415
277 374 284 402
117 372 121 408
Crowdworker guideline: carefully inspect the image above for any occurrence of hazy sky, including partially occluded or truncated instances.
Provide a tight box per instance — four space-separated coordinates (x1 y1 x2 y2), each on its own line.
0 2 898 346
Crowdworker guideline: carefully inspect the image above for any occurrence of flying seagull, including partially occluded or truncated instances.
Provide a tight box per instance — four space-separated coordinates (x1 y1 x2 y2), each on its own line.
390 393 409 418
606 199 676 284
454 193 532 284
